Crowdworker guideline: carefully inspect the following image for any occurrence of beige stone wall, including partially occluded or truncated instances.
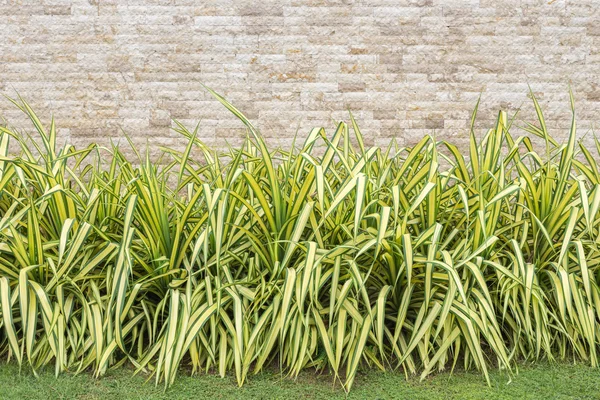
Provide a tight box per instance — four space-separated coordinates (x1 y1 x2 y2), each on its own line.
1 0 599 153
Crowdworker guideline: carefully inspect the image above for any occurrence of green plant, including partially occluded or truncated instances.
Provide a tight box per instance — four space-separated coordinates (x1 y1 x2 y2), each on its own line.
0 89 599 392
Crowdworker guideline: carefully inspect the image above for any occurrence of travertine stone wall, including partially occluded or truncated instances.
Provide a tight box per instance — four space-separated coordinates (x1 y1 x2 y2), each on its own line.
1 0 599 152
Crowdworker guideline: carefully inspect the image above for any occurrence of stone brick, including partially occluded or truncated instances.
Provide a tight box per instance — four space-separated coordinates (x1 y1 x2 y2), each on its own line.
0 0 598 154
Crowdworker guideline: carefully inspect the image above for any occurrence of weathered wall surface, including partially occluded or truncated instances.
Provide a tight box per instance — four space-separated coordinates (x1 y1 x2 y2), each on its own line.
1 0 599 152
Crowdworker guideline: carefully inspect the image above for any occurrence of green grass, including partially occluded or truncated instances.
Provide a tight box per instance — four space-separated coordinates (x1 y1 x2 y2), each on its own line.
0 362 598 399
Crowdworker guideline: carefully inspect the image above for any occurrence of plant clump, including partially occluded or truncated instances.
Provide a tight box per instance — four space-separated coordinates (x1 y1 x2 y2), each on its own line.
0 89 599 392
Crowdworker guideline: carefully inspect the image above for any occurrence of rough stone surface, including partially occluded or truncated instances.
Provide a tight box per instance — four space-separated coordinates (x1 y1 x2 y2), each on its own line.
1 0 599 153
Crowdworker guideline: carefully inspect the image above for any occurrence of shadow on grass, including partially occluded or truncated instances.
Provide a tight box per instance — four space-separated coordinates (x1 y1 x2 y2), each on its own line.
0 361 597 399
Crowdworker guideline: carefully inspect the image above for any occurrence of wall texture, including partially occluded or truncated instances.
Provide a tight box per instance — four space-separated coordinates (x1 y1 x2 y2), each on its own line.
1 0 599 153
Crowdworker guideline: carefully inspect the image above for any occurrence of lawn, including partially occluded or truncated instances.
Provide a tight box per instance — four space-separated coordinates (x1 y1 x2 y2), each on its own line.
0 362 598 399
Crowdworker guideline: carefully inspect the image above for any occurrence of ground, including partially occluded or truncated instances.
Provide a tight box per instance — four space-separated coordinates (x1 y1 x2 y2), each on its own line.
0 362 598 399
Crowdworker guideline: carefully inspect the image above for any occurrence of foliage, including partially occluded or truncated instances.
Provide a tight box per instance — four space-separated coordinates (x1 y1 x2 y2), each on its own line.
0 89 599 392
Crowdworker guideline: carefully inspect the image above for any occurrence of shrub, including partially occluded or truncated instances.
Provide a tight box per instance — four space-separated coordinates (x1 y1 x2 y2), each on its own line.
0 89 598 391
